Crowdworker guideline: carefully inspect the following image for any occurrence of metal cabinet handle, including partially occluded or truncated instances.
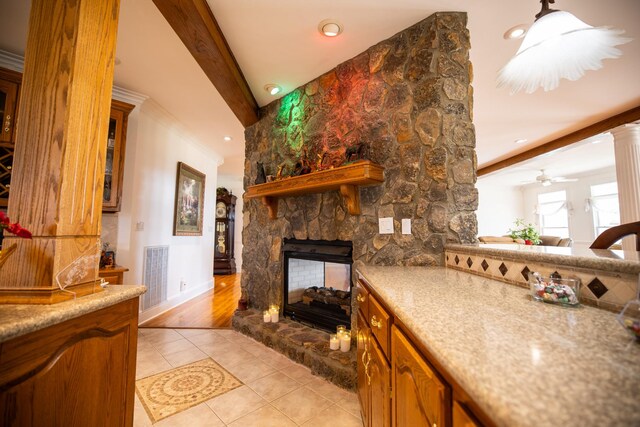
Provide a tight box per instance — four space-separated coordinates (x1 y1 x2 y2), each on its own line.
357 293 366 303
370 315 383 329
364 351 372 386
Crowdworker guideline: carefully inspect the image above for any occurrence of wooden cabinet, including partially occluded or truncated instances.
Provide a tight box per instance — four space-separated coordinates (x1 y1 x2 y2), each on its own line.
0 68 21 207
102 100 134 212
0 297 140 426
356 275 486 427
0 67 134 211
357 297 391 427
392 326 449 427
99 265 129 285
453 401 480 427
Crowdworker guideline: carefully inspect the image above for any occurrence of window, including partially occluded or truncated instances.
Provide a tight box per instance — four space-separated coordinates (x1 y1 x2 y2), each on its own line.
537 190 569 237
590 182 620 238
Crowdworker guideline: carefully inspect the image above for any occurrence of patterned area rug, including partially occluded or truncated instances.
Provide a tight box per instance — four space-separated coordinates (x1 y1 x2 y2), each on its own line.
136 358 243 422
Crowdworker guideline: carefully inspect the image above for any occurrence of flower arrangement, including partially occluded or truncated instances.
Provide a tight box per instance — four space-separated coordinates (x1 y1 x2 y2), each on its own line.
0 211 32 239
0 211 32 268
508 218 541 245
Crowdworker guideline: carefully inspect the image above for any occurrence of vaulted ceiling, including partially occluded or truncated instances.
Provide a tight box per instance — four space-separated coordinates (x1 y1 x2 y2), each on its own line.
0 0 639 177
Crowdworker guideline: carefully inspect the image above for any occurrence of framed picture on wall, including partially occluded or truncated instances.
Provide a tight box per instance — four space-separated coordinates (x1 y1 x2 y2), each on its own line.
173 162 206 236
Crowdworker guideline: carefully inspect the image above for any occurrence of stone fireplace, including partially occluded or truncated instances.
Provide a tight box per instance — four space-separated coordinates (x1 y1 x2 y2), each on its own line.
234 11 477 388
283 239 353 331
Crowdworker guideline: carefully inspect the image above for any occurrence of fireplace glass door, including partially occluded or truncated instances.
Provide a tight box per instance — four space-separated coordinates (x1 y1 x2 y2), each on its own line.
283 239 352 331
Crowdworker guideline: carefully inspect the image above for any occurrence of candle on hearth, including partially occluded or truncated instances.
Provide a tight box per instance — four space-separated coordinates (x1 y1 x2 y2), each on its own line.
336 325 347 338
329 334 340 350
340 332 351 352
263 310 271 323
270 305 279 323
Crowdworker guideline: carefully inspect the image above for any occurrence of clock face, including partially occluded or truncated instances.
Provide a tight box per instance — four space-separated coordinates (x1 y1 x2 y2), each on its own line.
216 202 227 218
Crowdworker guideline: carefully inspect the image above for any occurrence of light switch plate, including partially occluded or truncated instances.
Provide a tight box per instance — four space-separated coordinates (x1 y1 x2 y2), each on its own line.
135 221 144 231
402 218 411 235
379 217 394 234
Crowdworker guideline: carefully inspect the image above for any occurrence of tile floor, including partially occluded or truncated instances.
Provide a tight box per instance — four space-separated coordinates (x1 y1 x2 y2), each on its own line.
135 327 363 427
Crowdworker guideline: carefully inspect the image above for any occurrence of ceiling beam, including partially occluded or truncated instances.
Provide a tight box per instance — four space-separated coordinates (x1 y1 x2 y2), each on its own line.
478 105 640 177
153 0 259 127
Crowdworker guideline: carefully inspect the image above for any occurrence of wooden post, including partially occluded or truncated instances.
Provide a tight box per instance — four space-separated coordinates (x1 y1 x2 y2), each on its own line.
0 0 121 303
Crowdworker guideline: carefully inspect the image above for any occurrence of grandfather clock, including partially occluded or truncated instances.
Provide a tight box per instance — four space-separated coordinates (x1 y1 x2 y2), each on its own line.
214 188 236 275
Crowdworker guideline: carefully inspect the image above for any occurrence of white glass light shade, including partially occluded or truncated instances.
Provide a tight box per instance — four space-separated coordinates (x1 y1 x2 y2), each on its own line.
498 11 631 94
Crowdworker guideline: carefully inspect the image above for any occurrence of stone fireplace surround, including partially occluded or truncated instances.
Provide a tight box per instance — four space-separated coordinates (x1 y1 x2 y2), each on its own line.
234 11 477 388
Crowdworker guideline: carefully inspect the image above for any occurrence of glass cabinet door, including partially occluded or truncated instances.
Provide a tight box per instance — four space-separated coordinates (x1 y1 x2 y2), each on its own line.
103 118 116 204
0 79 18 144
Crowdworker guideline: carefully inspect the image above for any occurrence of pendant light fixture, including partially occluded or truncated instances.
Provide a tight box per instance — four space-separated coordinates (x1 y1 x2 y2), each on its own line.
497 0 631 94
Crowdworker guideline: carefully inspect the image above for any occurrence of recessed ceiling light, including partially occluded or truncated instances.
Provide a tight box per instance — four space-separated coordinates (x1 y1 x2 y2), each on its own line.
591 139 601 144
264 84 282 95
515 138 528 144
223 136 232 141
318 19 343 37
503 24 528 40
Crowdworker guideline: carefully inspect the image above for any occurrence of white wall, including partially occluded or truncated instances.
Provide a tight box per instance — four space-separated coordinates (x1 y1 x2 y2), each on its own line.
476 179 525 237
522 167 617 246
114 99 222 323
216 174 244 271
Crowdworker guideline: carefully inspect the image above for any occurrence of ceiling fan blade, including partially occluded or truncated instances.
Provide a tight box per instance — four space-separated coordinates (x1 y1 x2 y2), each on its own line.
553 178 578 182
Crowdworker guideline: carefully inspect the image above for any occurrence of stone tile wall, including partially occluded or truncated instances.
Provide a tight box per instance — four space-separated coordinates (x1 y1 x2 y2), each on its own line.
445 249 639 312
242 12 477 312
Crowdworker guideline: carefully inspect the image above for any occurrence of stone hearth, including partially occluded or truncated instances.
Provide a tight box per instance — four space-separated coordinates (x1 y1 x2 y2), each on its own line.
232 309 356 390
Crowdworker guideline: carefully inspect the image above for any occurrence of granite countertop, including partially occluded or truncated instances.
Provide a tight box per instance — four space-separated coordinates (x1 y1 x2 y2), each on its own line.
447 243 640 274
0 285 146 343
357 266 639 427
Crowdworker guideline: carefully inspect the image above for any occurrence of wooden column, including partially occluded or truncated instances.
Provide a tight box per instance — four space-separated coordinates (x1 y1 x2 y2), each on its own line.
0 0 121 303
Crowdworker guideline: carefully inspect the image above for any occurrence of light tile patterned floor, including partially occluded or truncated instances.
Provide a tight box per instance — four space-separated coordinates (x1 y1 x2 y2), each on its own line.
135 328 363 427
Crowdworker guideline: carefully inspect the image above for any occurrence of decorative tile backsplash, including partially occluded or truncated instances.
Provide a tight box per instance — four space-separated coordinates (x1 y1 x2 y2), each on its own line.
445 250 639 312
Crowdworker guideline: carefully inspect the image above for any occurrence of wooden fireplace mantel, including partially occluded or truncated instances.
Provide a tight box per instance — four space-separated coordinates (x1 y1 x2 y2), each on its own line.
246 161 385 219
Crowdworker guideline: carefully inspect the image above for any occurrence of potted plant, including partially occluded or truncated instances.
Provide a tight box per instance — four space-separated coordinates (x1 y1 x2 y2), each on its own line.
508 218 541 245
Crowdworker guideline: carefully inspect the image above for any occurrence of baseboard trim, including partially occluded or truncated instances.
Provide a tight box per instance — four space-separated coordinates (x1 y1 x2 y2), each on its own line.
138 279 213 325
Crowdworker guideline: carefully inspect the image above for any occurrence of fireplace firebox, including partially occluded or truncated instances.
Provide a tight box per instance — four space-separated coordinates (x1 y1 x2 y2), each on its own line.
282 239 353 332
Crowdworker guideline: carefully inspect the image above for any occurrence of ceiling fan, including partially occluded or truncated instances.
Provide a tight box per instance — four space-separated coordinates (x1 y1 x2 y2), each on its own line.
522 169 578 187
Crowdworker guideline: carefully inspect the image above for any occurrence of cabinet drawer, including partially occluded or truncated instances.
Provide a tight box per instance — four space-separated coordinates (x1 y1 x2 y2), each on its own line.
355 279 369 319
453 401 480 427
99 274 122 285
369 293 391 358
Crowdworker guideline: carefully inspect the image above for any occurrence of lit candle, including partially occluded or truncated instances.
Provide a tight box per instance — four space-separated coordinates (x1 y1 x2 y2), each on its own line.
336 325 347 338
340 332 351 352
270 305 279 323
329 334 340 350
263 310 271 323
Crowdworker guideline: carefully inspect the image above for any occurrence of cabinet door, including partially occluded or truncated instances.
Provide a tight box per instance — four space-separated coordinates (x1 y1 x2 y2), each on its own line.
102 109 123 211
357 311 370 427
392 326 449 427
0 78 18 144
369 333 391 427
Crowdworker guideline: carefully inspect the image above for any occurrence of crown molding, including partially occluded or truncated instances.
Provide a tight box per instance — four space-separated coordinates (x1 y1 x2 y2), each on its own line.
0 49 148 106
111 86 148 106
0 50 24 72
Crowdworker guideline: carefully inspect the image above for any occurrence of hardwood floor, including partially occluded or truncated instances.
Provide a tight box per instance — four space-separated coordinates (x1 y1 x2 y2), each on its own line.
140 273 241 329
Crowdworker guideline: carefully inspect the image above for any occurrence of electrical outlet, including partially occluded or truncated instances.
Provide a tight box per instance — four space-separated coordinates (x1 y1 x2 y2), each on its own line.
180 280 187 292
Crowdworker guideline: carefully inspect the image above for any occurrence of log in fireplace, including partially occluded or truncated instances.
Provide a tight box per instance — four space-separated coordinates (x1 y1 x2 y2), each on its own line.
282 238 353 332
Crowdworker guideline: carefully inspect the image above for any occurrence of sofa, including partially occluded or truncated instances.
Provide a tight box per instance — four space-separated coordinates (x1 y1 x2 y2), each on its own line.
478 236 525 244
478 235 572 247
539 235 573 247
